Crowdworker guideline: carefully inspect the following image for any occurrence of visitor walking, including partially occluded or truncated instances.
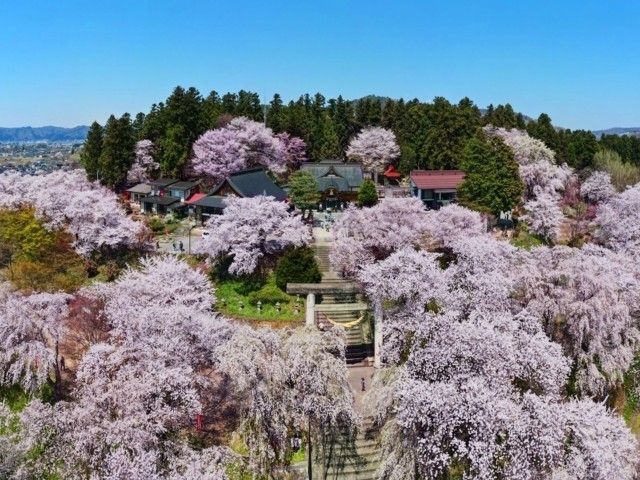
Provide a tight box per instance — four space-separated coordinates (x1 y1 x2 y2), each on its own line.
361 377 366 392
179 240 184 252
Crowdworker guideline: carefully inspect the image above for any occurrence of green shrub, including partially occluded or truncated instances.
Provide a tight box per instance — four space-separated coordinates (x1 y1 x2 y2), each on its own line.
357 179 379 207
274 246 321 290
248 284 290 305
147 216 165 233
594 149 640 191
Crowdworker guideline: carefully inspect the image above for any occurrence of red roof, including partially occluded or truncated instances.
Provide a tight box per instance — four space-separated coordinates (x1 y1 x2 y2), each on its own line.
185 192 207 204
383 165 401 178
410 170 465 190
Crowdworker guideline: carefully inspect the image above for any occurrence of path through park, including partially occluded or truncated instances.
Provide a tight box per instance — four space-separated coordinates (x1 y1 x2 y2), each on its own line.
305 217 381 480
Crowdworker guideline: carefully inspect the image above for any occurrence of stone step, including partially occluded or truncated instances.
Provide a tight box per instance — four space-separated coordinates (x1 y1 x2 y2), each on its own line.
315 303 368 312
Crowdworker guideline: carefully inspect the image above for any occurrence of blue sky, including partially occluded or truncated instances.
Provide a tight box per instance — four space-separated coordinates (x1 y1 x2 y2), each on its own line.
1 0 639 130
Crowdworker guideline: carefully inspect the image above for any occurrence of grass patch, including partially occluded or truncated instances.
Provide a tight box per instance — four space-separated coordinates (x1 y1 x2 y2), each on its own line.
215 274 304 322
147 215 182 236
511 223 544 250
0 385 30 412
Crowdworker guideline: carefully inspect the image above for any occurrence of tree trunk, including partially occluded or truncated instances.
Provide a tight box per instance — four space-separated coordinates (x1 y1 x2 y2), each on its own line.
307 415 312 480
53 341 63 401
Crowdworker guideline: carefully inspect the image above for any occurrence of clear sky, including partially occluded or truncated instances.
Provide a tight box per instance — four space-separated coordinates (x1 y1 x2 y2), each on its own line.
1 0 639 130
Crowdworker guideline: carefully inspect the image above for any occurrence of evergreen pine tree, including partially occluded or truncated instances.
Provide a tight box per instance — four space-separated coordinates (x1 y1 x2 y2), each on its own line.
288 171 320 216
203 90 222 129
80 121 103 181
457 136 524 215
357 179 379 207
98 114 135 188
267 93 285 132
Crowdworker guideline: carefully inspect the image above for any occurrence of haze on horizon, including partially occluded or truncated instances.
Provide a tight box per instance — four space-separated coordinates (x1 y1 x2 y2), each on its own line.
1 0 639 131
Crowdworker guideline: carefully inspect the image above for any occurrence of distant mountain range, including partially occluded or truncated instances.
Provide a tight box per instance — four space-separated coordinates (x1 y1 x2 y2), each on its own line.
0 126 89 143
1 122 639 143
592 127 640 139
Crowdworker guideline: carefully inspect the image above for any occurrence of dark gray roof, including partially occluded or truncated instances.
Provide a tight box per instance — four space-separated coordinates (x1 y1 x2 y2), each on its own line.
126 183 152 194
300 161 364 191
168 180 199 191
140 195 180 206
148 178 179 188
192 195 226 209
317 176 349 192
211 168 287 200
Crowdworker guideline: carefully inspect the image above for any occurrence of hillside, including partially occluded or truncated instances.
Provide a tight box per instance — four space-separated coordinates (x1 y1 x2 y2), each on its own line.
593 127 640 138
0 125 89 143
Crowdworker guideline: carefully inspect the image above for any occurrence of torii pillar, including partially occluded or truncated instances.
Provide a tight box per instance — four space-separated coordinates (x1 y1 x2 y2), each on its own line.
373 304 383 369
305 292 316 327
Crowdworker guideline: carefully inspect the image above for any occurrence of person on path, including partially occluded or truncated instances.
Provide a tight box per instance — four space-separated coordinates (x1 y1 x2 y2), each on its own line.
361 377 366 392
179 240 184 252
172 240 177 252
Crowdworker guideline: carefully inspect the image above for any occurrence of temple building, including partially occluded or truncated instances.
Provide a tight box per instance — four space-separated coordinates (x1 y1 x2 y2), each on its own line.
299 160 364 209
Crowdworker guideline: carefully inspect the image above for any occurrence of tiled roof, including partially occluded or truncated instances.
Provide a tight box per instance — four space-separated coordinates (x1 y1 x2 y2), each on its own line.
147 178 179 188
169 180 199 190
211 168 287 201
126 183 152 194
300 161 364 190
192 196 227 209
410 170 465 190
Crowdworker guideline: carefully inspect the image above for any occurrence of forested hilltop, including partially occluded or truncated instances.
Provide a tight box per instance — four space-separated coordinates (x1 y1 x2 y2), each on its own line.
80 86 640 188
0 126 89 143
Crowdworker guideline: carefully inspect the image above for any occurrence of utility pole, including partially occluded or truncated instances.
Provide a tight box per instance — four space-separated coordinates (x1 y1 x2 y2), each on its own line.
187 223 197 254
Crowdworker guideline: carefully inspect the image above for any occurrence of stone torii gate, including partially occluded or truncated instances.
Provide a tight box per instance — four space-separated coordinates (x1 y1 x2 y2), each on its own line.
287 281 382 368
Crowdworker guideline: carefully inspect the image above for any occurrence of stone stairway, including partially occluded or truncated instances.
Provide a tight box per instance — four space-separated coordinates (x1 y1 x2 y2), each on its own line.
312 241 371 365
288 225 381 480
315 416 380 480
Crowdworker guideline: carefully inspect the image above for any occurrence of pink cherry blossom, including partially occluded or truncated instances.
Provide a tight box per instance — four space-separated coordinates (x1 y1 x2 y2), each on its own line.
127 139 159 184
197 195 311 275
580 171 615 203
346 127 400 177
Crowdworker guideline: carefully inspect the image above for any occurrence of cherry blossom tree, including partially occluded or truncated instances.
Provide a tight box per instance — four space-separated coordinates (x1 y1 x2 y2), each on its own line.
214 325 358 476
519 160 574 200
10 341 230 480
0 169 152 256
346 127 400 183
330 197 429 276
214 326 289 474
594 183 640 252
190 117 306 182
556 399 639 480
522 188 565 242
423 204 486 248
515 244 640 397
196 195 311 275
484 125 556 165
275 131 308 170
190 127 248 182
281 326 359 474
4 256 234 479
0 287 70 393
445 235 528 315
373 302 638 480
484 126 573 200
127 139 159 184
581 171 616 203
